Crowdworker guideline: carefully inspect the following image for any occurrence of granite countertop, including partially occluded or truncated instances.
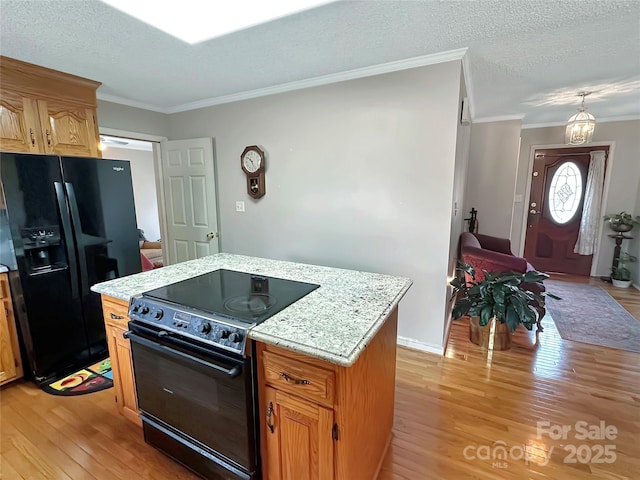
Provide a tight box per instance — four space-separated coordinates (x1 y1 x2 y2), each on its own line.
91 253 412 366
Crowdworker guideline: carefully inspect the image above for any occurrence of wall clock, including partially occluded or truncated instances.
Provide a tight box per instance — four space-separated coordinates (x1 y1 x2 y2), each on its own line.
240 145 266 199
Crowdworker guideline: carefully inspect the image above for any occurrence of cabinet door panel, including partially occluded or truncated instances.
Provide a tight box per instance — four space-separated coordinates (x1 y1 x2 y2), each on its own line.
0 300 17 383
106 323 141 426
0 274 22 385
37 99 99 157
114 327 139 420
265 386 334 480
0 94 41 153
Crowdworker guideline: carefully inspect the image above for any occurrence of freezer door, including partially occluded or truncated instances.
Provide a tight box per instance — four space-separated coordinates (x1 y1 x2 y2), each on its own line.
0 153 89 381
60 156 141 355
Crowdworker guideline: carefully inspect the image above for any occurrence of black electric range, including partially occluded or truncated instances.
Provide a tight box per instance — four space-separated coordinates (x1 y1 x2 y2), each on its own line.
128 268 320 356
126 269 320 480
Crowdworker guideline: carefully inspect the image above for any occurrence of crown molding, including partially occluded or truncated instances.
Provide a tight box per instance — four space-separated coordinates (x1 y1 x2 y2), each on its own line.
522 114 640 129
96 48 468 115
97 92 170 113
166 48 467 113
473 114 524 124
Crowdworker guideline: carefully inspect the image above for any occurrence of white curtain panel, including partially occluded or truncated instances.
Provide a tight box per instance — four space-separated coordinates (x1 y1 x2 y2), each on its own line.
574 150 606 255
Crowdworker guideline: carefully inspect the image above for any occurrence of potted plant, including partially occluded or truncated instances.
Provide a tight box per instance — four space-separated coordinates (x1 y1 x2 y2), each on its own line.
611 251 637 288
603 211 640 234
449 263 551 350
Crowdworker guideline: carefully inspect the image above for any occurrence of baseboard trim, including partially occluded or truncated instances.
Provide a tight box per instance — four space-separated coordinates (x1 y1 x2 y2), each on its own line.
633 283 640 291
397 336 444 355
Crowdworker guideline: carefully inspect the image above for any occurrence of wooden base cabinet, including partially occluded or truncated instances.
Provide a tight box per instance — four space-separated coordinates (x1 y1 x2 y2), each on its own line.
0 56 101 157
0 272 23 385
257 308 398 480
263 386 335 480
101 295 141 426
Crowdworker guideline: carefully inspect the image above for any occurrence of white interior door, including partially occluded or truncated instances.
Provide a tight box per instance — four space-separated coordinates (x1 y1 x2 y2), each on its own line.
162 138 219 264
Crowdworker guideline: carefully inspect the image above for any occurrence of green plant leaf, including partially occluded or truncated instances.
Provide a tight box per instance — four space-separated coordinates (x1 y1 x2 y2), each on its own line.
510 295 528 320
452 298 472 319
523 270 549 283
505 306 520 332
480 306 492 326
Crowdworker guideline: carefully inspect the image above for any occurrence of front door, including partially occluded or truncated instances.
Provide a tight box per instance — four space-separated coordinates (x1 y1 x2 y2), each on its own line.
161 138 220 264
524 146 609 276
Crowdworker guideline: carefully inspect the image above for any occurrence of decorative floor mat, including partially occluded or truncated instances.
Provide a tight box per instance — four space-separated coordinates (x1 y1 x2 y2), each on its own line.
42 358 113 396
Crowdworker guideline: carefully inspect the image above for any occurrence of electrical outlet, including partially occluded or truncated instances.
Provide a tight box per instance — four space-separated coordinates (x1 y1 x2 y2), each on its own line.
235 201 245 212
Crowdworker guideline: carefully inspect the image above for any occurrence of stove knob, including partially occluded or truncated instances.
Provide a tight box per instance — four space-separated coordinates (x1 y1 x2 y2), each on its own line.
200 322 212 334
132 304 141 313
141 306 150 315
229 333 243 343
220 330 231 339
153 310 164 320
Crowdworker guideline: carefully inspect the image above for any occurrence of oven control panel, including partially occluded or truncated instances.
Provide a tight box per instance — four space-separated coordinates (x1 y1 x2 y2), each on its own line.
128 296 248 355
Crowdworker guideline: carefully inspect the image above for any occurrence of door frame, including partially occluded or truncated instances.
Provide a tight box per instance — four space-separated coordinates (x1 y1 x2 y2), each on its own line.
98 127 169 266
518 141 616 276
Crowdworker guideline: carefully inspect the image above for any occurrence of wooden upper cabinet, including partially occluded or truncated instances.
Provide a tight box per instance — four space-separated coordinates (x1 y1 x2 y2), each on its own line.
0 56 101 157
37 99 99 157
0 92 41 154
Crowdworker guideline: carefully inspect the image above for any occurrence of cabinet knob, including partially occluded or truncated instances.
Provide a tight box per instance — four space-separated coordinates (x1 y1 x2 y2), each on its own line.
29 128 35 146
46 129 52 146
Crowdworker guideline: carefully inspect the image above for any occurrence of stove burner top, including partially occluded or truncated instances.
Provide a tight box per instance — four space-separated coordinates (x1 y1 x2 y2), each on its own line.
142 269 318 324
224 294 277 314
128 269 320 354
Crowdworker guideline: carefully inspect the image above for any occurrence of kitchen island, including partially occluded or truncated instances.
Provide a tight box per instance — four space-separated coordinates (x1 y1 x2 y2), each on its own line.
91 253 412 480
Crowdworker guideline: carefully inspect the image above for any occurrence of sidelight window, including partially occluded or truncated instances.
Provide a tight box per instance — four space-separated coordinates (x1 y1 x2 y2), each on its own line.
548 161 583 224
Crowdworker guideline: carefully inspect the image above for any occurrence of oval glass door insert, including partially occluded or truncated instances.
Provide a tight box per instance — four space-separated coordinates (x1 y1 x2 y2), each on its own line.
548 161 583 224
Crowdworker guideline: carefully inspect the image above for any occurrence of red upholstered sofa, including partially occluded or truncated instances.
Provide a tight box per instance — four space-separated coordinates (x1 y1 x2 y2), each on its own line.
459 232 546 329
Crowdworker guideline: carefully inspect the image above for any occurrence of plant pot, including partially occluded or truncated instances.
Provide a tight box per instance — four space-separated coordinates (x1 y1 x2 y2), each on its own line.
609 222 633 233
611 278 632 288
469 316 512 350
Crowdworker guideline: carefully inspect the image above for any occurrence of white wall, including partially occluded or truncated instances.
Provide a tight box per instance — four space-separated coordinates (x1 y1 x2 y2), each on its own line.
168 62 463 351
101 146 162 242
444 71 471 344
97 100 169 138
464 120 522 239
514 120 640 276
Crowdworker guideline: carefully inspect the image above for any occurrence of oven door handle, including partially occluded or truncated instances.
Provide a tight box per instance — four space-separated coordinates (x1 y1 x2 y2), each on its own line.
124 330 243 378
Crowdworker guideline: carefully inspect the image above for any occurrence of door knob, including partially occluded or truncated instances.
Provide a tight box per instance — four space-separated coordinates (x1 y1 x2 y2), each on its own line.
529 209 538 214
206 232 218 240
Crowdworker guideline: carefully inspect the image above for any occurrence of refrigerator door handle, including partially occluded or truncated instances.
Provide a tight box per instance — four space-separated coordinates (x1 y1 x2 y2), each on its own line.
64 182 90 295
54 182 80 300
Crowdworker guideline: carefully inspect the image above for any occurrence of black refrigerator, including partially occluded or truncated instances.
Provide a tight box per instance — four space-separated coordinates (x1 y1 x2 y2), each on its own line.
0 152 142 384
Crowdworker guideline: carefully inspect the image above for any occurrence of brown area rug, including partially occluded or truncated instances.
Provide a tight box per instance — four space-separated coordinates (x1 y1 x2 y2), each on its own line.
545 280 640 353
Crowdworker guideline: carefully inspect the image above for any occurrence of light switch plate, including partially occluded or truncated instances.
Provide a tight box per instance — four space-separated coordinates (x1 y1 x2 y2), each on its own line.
235 201 245 212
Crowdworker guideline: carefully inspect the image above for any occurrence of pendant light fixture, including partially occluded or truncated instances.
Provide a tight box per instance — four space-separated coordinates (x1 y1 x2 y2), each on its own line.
565 92 596 145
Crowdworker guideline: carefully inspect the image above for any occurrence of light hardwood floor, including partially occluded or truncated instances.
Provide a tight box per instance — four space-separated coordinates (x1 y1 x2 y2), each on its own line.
1 277 639 479
379 276 640 479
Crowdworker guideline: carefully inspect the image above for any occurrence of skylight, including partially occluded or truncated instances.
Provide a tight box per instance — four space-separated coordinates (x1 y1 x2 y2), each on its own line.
100 0 334 44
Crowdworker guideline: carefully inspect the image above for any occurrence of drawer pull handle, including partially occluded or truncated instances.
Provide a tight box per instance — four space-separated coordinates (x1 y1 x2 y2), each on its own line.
266 402 274 433
110 313 124 320
279 371 310 385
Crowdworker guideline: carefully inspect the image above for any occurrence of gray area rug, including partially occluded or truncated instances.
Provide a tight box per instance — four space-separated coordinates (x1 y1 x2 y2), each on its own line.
545 280 640 353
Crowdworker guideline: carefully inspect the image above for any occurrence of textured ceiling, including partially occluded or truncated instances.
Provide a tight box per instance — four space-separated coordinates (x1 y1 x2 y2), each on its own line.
1 0 639 125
